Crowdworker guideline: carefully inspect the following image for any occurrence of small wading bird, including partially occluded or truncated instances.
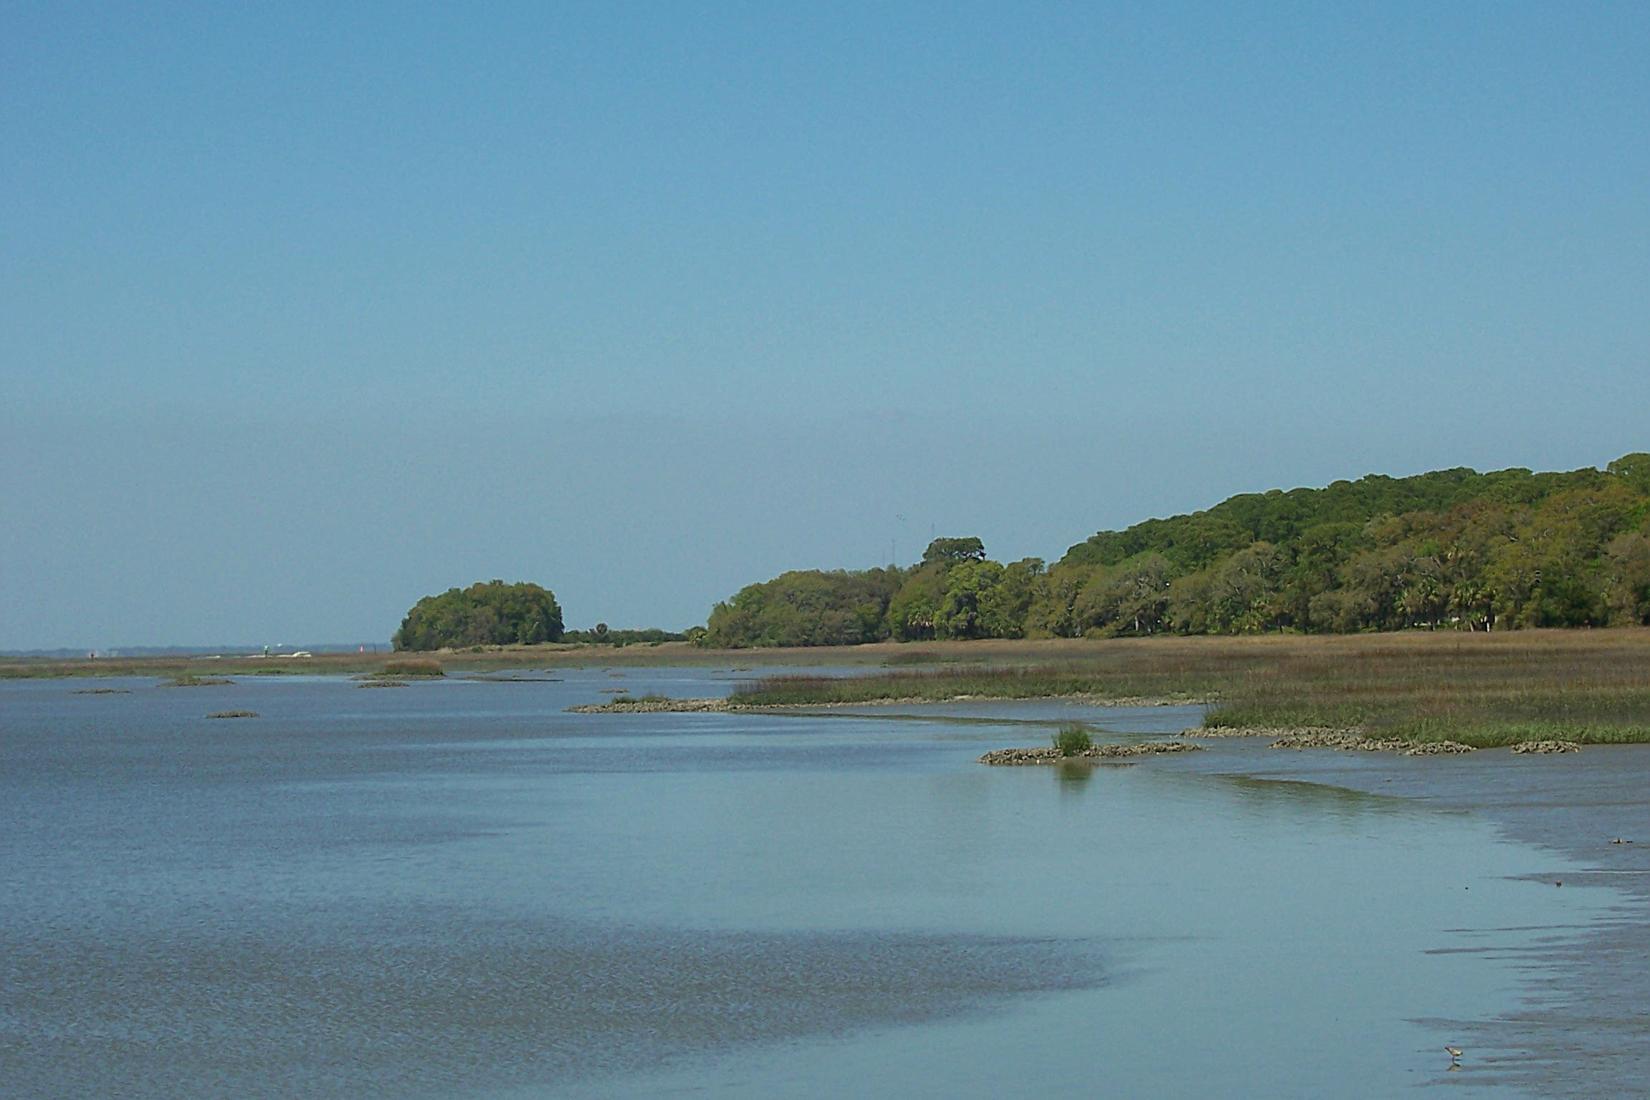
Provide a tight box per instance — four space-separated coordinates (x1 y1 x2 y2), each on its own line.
1445 1046 1463 1068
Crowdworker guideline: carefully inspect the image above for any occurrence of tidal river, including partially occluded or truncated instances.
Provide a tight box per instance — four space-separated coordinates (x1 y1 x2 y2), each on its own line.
1 669 1640 1097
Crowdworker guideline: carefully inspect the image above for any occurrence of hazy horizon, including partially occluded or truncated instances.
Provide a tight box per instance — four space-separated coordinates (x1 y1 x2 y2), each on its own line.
6 439 1642 650
5 3 1647 649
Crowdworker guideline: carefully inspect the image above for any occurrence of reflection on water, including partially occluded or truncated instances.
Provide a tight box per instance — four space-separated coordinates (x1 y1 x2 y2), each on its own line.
0 670 1627 1098
1055 759 1097 788
1211 772 1415 817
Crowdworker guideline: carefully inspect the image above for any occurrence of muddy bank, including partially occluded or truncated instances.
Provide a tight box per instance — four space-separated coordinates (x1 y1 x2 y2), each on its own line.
1187 726 1479 755
572 692 1203 715
1265 730 1477 755
1188 726 1594 756
1179 725 1313 739
568 697 732 714
979 741 1203 765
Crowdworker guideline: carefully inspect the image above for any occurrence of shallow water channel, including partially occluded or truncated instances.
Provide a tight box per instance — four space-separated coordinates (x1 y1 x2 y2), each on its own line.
0 668 1633 1097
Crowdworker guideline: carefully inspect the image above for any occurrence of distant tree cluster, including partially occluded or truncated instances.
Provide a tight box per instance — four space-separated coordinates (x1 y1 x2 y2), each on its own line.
703 567 907 648
700 455 1650 647
394 580 564 651
701 542 1047 648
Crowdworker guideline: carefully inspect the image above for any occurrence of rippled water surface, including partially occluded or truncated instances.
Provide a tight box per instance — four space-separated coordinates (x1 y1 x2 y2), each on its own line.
0 669 1631 1097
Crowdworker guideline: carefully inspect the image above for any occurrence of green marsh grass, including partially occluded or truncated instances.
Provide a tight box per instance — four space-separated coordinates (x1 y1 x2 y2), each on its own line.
1052 724 1094 756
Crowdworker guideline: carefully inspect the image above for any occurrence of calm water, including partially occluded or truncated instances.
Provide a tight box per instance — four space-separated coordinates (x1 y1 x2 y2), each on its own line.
0 669 1630 1097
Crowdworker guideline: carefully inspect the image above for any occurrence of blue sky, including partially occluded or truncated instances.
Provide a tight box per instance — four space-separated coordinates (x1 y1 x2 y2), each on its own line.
3 2 1648 648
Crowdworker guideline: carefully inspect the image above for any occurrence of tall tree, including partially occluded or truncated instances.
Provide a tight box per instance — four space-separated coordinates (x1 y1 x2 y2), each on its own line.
394 581 563 650
922 536 987 564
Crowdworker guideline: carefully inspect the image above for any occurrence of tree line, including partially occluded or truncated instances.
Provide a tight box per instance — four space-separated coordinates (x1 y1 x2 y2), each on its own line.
393 582 688 651
701 454 1650 647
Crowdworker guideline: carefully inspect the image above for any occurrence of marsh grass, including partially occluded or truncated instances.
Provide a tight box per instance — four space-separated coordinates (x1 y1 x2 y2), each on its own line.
1199 633 1650 747
379 658 444 678
731 665 1215 706
734 630 1650 747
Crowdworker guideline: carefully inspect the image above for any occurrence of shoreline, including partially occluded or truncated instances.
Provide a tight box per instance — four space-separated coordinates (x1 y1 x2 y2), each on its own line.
26 634 1648 750
566 691 1208 715
1168 735 1650 1093
567 685 1650 1090
13 625 1649 678
1180 726 1583 755
569 697 1600 756
978 741 1202 765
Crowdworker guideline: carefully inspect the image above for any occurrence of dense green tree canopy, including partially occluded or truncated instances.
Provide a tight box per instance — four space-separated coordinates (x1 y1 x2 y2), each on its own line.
697 455 1650 647
1044 458 1650 636
703 568 903 648
394 580 564 650
705 543 1043 647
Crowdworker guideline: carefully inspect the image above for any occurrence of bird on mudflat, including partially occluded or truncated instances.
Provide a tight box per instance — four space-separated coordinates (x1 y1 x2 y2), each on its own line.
1445 1046 1463 1067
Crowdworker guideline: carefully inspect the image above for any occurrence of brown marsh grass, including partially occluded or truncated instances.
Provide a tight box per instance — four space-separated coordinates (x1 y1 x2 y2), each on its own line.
379 658 445 678
733 630 1650 747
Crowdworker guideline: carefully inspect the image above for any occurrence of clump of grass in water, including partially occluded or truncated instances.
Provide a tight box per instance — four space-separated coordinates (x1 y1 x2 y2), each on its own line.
378 658 444 678
169 675 233 687
206 710 258 719
1052 723 1094 757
